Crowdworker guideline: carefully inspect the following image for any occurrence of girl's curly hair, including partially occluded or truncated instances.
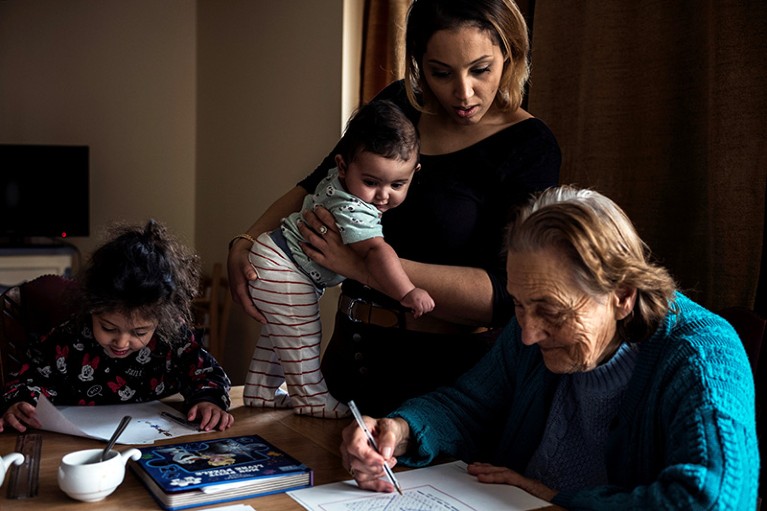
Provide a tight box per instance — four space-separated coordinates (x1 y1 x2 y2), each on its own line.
75 219 200 342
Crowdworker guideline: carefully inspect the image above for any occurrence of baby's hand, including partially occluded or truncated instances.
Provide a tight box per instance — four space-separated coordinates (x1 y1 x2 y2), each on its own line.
401 288 435 318
187 402 235 431
1 402 42 433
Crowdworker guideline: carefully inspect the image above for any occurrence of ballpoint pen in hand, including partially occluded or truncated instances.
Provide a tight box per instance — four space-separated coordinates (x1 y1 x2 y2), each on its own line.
348 400 403 496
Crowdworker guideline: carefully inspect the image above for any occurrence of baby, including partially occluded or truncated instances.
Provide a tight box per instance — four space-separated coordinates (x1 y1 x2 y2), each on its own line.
243 100 434 417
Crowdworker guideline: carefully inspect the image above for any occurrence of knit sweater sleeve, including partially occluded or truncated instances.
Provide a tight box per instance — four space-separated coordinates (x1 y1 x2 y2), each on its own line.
390 322 529 466
553 297 760 510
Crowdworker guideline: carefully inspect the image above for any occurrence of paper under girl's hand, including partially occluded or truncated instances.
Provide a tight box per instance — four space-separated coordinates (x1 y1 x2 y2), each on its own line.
401 288 435 318
0 401 42 433
188 402 235 431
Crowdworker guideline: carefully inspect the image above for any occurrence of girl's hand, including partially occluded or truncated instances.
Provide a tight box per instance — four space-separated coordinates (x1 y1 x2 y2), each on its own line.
340 416 411 493
299 207 367 283
227 237 267 324
187 402 235 431
1 402 42 433
467 462 558 502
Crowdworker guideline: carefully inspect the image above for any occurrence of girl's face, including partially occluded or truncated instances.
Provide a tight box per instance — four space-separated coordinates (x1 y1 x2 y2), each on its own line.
336 151 419 213
91 310 158 358
421 25 506 126
506 247 635 373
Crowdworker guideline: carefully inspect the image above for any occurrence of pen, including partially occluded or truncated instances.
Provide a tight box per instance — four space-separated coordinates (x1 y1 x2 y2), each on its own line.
161 411 200 431
348 400 403 496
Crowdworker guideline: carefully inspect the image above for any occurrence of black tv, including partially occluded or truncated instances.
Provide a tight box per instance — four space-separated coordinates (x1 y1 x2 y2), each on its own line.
0 144 90 243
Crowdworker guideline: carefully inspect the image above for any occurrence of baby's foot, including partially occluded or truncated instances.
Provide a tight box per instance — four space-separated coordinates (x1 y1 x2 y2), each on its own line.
294 400 350 419
243 385 293 408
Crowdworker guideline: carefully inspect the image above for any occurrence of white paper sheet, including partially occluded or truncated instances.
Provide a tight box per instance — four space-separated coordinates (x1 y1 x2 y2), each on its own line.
288 461 550 511
36 395 207 445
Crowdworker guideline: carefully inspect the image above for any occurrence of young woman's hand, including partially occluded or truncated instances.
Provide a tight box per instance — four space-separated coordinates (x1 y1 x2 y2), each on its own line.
187 402 235 431
0 401 42 433
299 207 367 282
340 415 411 493
227 238 267 324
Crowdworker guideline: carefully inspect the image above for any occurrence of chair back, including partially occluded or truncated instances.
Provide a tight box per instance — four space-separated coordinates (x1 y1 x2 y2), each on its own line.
192 263 232 362
0 274 78 387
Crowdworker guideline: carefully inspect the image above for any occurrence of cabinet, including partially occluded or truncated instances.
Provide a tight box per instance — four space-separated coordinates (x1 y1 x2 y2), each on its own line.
0 245 77 290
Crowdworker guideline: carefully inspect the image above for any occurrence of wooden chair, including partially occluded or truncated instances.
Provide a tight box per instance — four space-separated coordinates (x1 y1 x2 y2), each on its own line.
718 306 766 509
192 263 232 362
0 274 78 387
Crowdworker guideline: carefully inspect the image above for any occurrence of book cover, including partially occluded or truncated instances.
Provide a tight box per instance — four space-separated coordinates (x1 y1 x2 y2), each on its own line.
130 434 313 510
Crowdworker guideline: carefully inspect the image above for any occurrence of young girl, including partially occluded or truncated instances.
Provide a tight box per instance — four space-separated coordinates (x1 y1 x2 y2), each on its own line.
0 220 234 432
240 100 433 417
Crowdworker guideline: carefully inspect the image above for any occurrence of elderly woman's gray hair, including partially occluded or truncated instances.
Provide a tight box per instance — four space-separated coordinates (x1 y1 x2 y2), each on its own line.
506 185 677 342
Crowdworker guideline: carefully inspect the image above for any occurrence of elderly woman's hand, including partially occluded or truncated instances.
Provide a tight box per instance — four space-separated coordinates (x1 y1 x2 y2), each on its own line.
340 415 410 493
467 462 558 502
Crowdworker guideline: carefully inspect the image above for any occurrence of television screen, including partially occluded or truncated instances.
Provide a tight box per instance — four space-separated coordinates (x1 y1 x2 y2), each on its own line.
0 144 90 241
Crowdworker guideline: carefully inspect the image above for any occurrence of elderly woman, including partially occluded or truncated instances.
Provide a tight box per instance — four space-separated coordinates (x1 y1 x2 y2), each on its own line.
340 185 759 509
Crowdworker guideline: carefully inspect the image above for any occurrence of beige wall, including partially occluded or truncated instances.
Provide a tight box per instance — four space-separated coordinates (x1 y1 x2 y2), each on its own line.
0 0 356 383
0 0 197 255
195 1 348 382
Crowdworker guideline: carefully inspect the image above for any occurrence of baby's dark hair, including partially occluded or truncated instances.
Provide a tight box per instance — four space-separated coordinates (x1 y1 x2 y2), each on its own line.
337 99 420 164
77 219 200 341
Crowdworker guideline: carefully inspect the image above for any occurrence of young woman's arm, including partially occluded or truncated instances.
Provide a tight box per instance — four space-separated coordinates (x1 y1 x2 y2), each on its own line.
227 186 307 322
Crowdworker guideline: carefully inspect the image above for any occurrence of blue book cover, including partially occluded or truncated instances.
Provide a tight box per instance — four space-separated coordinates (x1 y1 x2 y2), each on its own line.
130 434 313 510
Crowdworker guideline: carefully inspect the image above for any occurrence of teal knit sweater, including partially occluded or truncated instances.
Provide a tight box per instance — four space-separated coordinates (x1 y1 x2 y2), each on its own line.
392 293 759 509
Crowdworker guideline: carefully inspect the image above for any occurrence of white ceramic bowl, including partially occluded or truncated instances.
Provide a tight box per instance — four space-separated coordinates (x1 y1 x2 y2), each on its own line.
58 448 141 502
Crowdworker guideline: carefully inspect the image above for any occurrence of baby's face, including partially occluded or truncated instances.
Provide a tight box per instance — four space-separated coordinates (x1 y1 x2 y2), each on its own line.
337 151 420 213
91 310 158 358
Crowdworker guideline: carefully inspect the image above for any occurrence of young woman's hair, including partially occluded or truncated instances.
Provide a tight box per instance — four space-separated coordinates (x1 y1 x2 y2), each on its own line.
506 185 678 343
338 99 419 164
404 0 530 113
77 219 200 341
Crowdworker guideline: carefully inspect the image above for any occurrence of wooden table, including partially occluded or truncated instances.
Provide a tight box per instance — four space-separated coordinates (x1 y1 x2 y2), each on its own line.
0 387 558 510
0 387 350 510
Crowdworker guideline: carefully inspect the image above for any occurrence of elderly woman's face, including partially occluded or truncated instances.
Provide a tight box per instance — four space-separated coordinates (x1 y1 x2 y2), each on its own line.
506 247 629 373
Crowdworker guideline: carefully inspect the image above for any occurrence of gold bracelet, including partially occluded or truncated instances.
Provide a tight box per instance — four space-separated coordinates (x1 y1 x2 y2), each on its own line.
228 233 255 250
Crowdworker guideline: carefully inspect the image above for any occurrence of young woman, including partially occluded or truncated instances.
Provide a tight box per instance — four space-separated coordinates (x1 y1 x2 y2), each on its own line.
228 0 561 415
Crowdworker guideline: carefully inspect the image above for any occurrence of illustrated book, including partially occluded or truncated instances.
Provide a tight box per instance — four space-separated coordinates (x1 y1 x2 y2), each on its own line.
130 434 313 510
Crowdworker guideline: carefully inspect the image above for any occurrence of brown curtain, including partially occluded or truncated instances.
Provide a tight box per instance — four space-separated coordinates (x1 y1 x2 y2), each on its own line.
359 0 409 104
360 1 767 312
528 1 767 311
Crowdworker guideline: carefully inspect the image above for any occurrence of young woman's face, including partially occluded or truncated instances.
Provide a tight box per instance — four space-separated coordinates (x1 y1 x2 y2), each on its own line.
421 26 506 126
336 151 419 213
506 247 631 373
91 310 158 358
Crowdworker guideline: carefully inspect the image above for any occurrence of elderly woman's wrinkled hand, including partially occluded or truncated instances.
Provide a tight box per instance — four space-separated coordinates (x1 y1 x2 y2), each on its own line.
340 415 410 493
467 462 558 502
